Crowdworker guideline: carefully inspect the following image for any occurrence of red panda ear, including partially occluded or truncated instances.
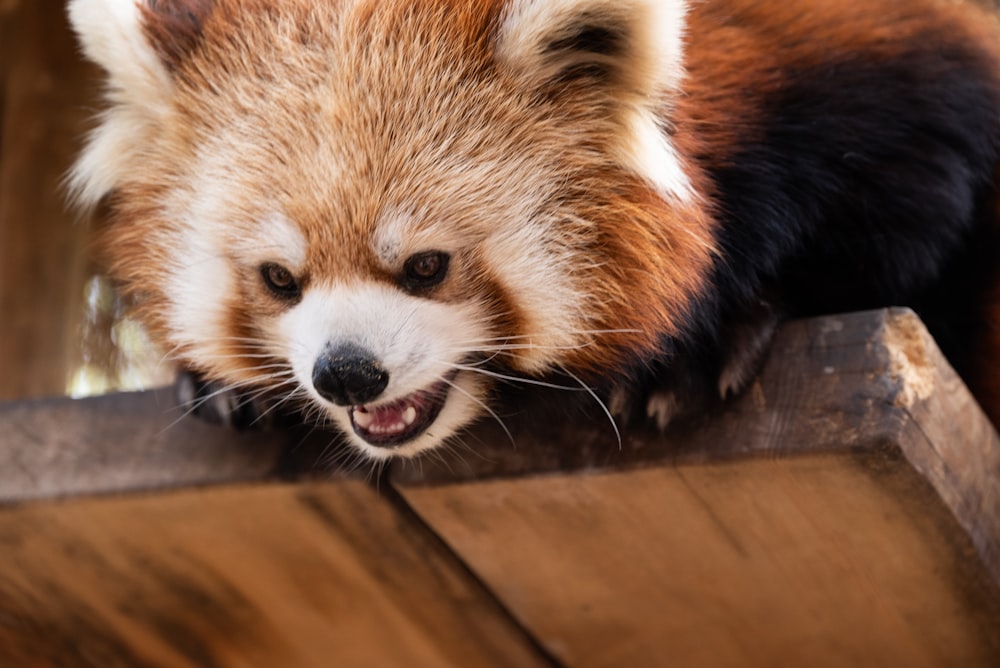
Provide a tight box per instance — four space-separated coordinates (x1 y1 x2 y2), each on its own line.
495 0 687 97
139 0 216 71
68 0 214 90
66 0 215 210
495 0 693 203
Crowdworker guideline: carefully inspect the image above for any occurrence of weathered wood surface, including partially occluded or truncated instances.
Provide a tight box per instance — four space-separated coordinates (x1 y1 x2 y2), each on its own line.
400 456 1000 668
0 482 552 667
392 309 995 478
0 309 998 666
393 309 1000 592
392 308 1000 666
0 389 288 502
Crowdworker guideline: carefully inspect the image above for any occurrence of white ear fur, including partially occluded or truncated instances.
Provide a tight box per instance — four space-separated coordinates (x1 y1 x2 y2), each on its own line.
68 0 172 105
497 0 687 94
67 0 173 208
496 0 692 202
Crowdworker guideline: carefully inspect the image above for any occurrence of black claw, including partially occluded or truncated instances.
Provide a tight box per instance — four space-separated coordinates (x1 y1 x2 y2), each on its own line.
175 370 276 430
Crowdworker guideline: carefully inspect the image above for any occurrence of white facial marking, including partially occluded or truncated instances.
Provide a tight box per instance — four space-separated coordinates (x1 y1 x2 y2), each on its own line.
371 210 414 268
238 211 309 273
165 219 233 354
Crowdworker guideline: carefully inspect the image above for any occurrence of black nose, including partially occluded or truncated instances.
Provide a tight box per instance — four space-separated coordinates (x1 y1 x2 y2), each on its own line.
312 344 390 406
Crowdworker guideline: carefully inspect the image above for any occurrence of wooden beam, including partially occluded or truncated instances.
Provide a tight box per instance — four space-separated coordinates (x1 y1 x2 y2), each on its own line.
399 456 1000 667
1 309 998 666
0 482 552 667
389 308 1000 665
393 309 1000 589
0 389 288 502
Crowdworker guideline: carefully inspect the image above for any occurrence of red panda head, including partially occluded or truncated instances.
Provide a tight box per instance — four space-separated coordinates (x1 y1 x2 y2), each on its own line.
69 0 715 459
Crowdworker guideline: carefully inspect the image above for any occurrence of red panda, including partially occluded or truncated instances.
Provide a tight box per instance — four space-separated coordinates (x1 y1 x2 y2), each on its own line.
68 0 1000 460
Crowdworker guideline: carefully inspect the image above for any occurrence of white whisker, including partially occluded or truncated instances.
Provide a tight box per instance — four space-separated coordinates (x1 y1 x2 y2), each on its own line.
444 363 586 391
558 365 622 450
442 376 516 450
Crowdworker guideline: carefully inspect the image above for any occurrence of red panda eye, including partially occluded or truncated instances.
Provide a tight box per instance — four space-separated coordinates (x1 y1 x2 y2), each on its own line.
260 263 301 300
402 251 450 290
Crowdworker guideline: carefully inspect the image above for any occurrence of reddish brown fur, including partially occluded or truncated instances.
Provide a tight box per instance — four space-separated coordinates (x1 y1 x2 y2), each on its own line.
72 0 1000 454
129 0 716 372
103 0 1000 379
141 0 217 70
677 0 1000 173
674 0 1000 423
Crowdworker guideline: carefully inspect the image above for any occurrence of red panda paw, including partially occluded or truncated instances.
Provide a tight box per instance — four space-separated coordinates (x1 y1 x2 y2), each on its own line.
608 379 691 431
616 299 780 432
716 302 780 400
608 384 683 431
645 390 683 431
176 370 278 431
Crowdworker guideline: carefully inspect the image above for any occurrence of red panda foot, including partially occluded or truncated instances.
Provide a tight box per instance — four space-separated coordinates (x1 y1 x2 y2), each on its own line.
349 378 452 447
717 306 779 399
613 301 780 432
176 370 277 430
609 384 687 431
646 390 682 430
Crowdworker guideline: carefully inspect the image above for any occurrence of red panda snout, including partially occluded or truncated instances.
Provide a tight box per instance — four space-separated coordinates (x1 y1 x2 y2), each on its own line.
311 343 391 407
278 282 496 459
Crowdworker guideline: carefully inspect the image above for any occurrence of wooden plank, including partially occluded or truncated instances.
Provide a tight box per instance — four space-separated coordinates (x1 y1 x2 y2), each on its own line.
0 389 288 502
393 309 1000 588
394 309 1000 665
3 309 997 667
0 0 98 401
399 455 1000 668
0 481 552 667
390 309 951 479
878 309 1000 586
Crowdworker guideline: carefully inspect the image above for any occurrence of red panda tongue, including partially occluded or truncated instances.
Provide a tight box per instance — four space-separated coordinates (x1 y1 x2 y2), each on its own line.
349 378 452 446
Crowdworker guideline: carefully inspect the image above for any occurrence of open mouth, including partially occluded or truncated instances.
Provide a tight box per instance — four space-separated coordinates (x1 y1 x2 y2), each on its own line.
348 375 454 447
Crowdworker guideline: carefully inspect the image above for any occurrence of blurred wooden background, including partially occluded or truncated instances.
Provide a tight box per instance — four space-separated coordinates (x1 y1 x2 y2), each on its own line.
0 0 170 403
1 0 96 401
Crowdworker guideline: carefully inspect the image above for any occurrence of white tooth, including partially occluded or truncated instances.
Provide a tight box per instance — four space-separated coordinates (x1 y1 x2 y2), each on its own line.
392 422 405 433
402 406 417 426
353 410 373 429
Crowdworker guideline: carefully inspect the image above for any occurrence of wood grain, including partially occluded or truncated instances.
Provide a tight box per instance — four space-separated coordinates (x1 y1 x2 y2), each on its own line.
390 309 944 481
393 309 1000 589
399 455 1000 668
2 310 998 666
0 389 288 502
392 308 1000 667
0 481 552 667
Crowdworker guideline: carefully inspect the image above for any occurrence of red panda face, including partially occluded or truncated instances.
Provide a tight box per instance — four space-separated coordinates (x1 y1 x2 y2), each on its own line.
69 0 715 458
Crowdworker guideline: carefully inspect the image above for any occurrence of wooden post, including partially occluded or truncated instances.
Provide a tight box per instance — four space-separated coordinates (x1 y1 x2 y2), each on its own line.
0 0 98 400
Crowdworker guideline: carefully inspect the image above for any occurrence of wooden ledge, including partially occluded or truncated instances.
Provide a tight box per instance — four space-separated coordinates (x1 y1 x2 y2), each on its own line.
0 387 288 502
390 308 1000 591
2 308 999 578
1 308 999 665
393 307 998 481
